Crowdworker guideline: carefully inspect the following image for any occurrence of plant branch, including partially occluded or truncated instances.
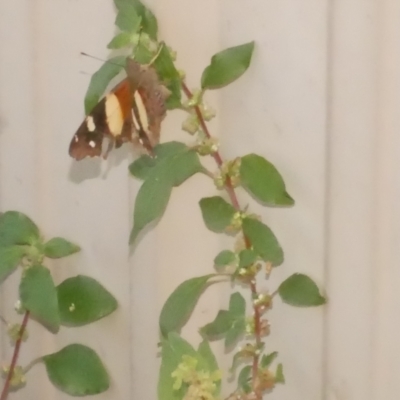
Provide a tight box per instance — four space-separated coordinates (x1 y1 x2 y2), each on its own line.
0 311 30 400
182 82 262 399
181 82 241 211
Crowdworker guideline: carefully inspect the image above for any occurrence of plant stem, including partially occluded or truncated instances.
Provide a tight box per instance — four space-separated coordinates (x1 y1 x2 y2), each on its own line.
0 311 30 400
181 83 241 211
182 82 262 399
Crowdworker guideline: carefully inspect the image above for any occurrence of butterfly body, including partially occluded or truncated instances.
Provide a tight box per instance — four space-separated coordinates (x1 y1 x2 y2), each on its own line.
69 58 167 160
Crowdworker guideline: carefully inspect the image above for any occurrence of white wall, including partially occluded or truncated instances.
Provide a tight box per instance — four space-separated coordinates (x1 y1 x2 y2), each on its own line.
0 1 399 399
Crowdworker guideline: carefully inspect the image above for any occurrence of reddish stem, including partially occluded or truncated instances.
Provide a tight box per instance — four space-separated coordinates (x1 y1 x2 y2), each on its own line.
0 311 30 400
181 83 241 211
182 82 262 399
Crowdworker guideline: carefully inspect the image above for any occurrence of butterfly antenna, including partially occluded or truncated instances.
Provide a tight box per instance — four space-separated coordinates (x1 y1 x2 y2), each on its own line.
80 52 124 68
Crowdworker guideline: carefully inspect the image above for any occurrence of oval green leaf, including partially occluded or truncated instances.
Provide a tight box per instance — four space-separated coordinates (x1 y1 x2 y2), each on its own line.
199 196 236 233
200 310 233 340
115 0 158 39
115 3 141 33
129 142 187 180
0 246 25 282
198 340 221 394
84 56 125 114
161 149 203 188
238 249 258 268
44 238 80 259
107 32 136 49
43 344 109 396
130 178 172 244
130 149 203 243
214 250 236 267
20 265 60 333
261 351 278 368
57 276 118 327
240 154 294 206
242 218 284 266
201 42 255 90
275 363 285 384
153 43 182 109
0 211 40 247
237 365 252 393
278 273 326 307
159 275 214 337
158 333 197 400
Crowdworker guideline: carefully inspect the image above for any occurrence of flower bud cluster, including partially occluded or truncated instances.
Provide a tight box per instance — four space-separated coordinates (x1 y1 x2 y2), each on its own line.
172 355 222 400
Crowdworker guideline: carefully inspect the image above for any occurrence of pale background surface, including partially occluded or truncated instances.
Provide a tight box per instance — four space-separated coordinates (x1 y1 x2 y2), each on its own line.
0 1 399 399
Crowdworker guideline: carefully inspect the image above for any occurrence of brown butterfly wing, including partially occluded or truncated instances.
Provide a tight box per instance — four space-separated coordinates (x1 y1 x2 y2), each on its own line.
69 79 133 160
69 98 107 161
125 58 167 147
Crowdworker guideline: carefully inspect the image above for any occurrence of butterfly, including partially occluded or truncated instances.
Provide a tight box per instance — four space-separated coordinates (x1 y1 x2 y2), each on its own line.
69 58 168 160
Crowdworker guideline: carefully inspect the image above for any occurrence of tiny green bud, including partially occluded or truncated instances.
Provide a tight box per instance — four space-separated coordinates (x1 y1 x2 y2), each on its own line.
182 115 200 135
167 46 177 61
178 69 186 80
1 365 26 389
14 300 24 315
253 293 272 309
187 89 203 107
196 138 219 156
199 104 216 121
7 323 28 344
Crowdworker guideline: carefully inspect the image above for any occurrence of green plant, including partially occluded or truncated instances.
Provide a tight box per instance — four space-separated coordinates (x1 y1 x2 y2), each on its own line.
79 1 326 399
0 212 117 399
1 0 326 398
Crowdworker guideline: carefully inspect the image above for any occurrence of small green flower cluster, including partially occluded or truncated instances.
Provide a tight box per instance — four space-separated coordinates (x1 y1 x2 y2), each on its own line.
172 355 222 400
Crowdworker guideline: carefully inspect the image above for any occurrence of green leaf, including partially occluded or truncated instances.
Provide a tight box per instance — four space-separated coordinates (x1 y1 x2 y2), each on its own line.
57 276 118 327
0 246 25 282
237 365 252 393
198 340 221 394
44 238 80 259
240 154 294 207
134 40 154 64
201 42 254 90
225 318 246 350
199 197 236 233
130 148 203 243
229 292 246 317
133 0 158 39
84 56 125 114
159 275 214 337
115 3 141 33
275 363 285 384
200 310 233 340
238 249 258 268
129 178 172 244
20 265 60 333
261 352 278 368
129 142 187 180
214 250 236 267
115 0 158 39
200 292 246 349
0 211 40 247
153 43 182 109
158 333 197 400
43 344 109 396
242 218 284 266
159 149 204 188
198 340 219 373
107 32 136 49
225 292 246 349
278 273 326 307
164 79 182 110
